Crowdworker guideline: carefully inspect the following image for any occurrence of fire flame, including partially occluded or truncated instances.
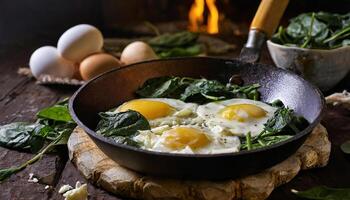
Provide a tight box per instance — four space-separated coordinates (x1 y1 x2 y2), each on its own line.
189 0 219 34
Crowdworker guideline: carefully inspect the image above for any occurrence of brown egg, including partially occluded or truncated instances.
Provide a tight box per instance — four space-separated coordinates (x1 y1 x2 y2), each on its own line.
79 53 122 80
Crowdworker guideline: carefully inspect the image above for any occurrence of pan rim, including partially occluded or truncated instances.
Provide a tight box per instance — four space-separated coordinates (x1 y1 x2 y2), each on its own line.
69 56 325 158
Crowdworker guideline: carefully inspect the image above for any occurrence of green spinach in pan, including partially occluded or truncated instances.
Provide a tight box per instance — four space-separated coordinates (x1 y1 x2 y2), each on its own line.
96 110 150 147
136 76 260 104
241 100 308 151
272 12 350 49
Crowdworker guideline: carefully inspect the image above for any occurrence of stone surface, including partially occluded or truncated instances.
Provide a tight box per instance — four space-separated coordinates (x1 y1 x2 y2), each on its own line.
68 124 331 200
0 147 63 200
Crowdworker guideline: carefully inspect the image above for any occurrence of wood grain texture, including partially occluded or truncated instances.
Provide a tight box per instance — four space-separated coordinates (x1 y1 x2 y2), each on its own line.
68 124 330 200
250 0 289 37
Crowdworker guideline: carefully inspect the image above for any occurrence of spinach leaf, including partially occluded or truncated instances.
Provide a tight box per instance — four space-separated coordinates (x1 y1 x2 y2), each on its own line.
272 12 350 49
241 101 308 151
245 132 252 150
0 122 36 149
292 186 350 200
0 167 23 182
136 76 194 98
148 31 199 48
136 76 261 104
260 102 308 137
0 99 77 182
0 122 58 152
96 110 150 138
341 140 350 154
0 128 72 182
316 12 344 29
37 104 72 123
228 84 261 100
155 44 203 59
148 31 203 58
241 135 293 150
263 107 295 135
180 79 228 103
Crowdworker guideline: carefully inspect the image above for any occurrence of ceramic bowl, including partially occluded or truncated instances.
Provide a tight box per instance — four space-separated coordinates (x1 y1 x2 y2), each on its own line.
267 40 350 91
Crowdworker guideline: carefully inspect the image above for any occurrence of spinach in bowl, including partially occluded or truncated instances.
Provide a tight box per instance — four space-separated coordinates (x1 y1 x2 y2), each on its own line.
271 12 350 49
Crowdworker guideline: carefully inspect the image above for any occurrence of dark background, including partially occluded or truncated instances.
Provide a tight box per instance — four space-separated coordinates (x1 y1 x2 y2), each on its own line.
0 1 350 199
1 0 349 49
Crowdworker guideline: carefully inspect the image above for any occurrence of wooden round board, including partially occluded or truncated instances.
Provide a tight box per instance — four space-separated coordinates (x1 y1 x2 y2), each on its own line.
68 124 331 200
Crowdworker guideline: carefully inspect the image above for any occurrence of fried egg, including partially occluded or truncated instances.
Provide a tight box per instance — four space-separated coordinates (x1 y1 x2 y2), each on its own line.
197 99 276 137
113 98 277 154
134 125 240 154
116 98 203 127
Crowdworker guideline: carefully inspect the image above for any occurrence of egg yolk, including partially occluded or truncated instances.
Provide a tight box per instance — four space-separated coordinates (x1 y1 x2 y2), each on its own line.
119 100 173 120
163 127 211 150
220 104 267 122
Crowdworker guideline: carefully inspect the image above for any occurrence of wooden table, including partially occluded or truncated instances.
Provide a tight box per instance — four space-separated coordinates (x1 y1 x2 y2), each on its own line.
1 41 350 200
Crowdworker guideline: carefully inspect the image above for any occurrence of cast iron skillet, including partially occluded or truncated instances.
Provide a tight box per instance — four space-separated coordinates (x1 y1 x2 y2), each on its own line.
69 0 324 179
69 57 324 179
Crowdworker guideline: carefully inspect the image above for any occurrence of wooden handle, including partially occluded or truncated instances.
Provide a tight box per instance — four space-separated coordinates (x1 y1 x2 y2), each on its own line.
250 0 289 37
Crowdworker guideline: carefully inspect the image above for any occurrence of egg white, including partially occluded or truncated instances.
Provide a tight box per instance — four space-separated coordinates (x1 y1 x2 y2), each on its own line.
134 125 241 154
197 98 277 137
115 98 277 154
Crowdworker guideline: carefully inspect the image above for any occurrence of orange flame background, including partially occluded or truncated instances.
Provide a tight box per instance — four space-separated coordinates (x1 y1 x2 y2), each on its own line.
189 0 219 34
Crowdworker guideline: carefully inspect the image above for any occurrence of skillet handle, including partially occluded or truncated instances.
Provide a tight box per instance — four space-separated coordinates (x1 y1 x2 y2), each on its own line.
250 0 289 37
239 0 289 63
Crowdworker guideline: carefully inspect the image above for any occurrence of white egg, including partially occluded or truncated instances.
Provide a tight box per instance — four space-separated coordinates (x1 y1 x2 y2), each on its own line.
115 98 201 127
57 24 103 62
29 46 75 79
197 99 277 137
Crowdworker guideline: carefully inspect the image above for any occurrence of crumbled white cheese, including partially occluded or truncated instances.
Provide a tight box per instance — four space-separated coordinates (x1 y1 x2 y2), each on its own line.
210 125 225 134
291 189 299 194
59 181 88 200
28 173 39 183
63 183 88 200
28 178 39 183
45 185 50 190
151 125 170 134
59 184 74 194
174 108 193 117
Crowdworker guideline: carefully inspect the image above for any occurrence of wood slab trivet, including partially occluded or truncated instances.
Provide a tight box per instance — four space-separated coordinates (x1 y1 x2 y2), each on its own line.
68 124 330 200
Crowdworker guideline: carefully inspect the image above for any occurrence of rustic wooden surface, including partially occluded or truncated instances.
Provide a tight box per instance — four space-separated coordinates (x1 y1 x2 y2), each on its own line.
1 38 350 200
67 124 330 200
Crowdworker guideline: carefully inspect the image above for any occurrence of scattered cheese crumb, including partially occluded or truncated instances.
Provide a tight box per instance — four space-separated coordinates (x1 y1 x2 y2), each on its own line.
174 108 193 117
28 178 39 183
28 173 39 183
63 183 88 200
45 185 50 190
151 125 170 134
291 189 299 194
59 181 88 200
59 184 74 194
